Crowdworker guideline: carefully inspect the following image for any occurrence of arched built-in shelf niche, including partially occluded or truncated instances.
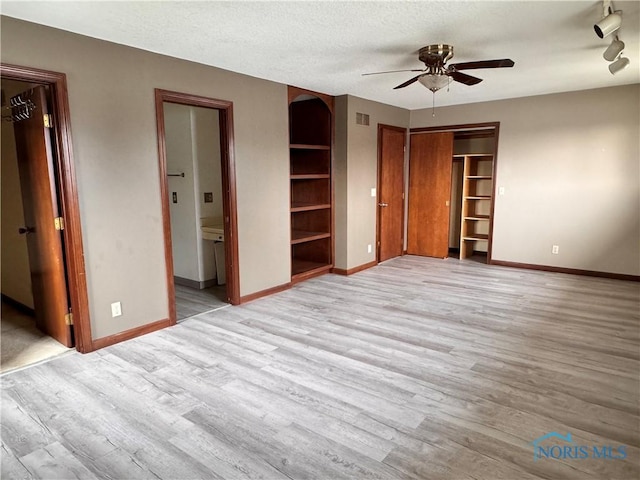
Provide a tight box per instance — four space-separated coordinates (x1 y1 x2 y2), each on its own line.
288 87 334 281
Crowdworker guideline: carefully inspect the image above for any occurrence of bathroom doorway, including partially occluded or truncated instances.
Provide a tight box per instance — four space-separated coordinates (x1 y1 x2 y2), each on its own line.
155 90 239 323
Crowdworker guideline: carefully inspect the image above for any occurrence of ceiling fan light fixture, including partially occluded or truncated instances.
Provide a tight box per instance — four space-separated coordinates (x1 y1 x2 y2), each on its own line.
418 74 450 93
603 38 625 61
594 11 622 38
608 56 630 75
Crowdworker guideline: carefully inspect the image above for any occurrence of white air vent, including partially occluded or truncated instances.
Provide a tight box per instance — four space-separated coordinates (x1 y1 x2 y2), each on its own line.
355 112 370 126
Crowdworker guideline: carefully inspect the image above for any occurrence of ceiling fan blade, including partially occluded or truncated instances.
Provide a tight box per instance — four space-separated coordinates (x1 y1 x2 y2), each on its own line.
362 69 424 76
449 59 515 70
449 71 483 86
393 74 424 89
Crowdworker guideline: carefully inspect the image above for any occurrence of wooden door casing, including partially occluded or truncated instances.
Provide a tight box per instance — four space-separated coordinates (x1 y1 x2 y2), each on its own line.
12 86 72 346
407 132 453 258
377 124 406 263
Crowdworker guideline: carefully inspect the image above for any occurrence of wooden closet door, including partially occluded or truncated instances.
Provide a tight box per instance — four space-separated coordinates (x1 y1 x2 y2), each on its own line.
13 86 72 346
407 132 453 258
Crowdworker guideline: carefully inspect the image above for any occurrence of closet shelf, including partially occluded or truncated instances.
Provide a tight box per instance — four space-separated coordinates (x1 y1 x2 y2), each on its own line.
465 196 492 200
466 176 492 180
464 215 490 221
463 234 489 241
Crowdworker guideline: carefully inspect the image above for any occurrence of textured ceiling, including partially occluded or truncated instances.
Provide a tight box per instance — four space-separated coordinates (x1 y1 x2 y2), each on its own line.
2 1 639 109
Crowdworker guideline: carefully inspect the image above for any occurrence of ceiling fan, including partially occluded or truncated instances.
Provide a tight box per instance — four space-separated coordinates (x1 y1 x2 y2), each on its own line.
364 44 514 112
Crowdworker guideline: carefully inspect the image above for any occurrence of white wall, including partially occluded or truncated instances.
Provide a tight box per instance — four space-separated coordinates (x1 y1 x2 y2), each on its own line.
193 107 222 282
164 103 222 284
411 85 640 276
0 80 34 308
164 103 200 282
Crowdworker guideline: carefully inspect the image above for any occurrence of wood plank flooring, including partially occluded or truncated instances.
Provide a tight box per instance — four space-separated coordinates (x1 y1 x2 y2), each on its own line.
175 284 228 321
2 256 639 479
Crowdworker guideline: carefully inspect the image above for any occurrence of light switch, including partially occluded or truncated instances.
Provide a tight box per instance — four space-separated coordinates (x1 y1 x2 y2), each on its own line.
371 188 376 197
172 192 177 203
498 186 505 196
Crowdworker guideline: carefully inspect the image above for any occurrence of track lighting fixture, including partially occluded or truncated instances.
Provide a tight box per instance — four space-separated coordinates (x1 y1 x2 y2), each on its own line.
608 56 630 75
594 11 622 38
595 1 630 75
603 38 625 61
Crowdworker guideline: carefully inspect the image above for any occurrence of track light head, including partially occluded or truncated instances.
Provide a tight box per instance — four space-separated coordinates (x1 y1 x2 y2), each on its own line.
594 11 622 38
603 38 625 61
608 56 630 75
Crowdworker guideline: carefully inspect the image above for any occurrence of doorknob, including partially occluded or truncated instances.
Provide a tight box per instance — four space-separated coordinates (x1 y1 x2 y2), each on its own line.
18 226 35 235
378 203 388 207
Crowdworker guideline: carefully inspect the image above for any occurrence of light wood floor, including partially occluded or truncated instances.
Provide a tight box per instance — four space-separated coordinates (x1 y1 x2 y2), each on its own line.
2 256 638 479
175 284 228 321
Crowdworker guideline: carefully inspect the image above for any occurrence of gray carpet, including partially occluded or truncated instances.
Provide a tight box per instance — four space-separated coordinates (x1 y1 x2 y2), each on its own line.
1 302 71 373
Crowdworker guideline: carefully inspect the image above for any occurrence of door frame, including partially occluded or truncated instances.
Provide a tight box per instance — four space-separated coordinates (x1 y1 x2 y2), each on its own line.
376 123 407 263
154 89 240 322
410 121 500 262
0 63 92 352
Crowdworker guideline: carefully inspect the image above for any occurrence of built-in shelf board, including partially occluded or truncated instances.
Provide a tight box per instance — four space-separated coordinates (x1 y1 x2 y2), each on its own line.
465 196 492 200
464 215 490 221
291 230 331 244
291 261 331 278
291 203 332 212
289 144 331 150
290 174 331 180
466 176 493 180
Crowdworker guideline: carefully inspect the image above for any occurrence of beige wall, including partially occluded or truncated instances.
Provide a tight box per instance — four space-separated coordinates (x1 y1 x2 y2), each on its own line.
334 95 410 270
1 17 290 339
0 80 34 308
411 85 640 276
334 96 349 269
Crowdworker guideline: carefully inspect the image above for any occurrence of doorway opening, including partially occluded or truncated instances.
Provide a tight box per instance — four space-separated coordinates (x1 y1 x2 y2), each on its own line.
155 90 239 324
1 65 91 371
408 122 499 264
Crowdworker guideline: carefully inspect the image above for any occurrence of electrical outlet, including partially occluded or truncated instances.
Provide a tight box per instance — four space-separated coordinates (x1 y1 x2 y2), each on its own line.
367 244 372 254
111 302 122 317
552 245 559 255
370 188 376 197
498 186 505 195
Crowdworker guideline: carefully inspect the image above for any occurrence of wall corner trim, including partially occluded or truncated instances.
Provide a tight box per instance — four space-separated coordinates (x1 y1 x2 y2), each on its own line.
332 260 378 276
239 282 292 304
90 318 172 352
490 259 639 282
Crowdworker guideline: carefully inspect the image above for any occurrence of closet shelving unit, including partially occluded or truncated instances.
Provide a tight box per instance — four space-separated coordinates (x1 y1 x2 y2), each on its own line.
288 87 334 281
459 154 494 259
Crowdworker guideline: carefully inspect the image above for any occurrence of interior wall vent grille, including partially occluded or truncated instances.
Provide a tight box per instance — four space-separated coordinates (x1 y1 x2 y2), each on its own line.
355 112 370 126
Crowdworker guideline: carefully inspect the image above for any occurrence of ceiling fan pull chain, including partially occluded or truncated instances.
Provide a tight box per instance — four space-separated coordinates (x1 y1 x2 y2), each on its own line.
432 91 436 117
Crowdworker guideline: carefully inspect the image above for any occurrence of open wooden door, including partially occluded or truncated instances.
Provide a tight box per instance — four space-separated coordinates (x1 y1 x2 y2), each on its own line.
377 124 405 262
12 86 72 346
407 131 453 258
